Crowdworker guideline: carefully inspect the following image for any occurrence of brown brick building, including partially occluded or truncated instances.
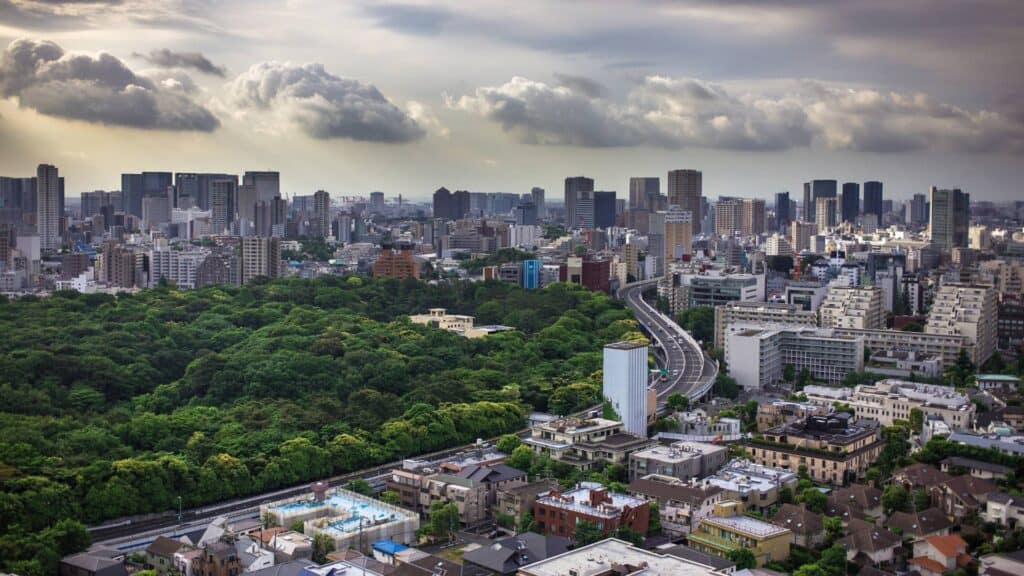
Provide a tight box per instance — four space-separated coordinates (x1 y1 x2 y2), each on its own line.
534 482 650 540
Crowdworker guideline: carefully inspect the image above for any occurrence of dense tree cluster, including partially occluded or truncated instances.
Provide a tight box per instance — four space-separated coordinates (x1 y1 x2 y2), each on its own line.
0 277 636 575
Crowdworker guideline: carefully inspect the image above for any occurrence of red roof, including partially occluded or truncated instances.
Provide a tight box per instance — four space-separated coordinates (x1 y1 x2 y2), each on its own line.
910 556 946 574
927 534 967 558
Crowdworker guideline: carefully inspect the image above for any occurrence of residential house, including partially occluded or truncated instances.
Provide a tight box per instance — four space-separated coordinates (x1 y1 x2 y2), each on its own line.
627 476 725 535
940 456 1013 480
523 416 655 470
461 532 570 575
495 479 560 523
770 503 825 548
267 531 313 562
60 550 128 576
688 501 791 568
839 518 901 568
910 534 972 576
887 509 954 542
628 441 728 482
827 484 883 519
985 492 1024 528
933 475 997 520
146 536 187 575
190 541 243 576
454 463 527 517
892 463 949 492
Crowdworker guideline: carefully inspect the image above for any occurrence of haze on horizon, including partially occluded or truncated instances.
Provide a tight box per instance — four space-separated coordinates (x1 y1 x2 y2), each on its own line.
0 0 1021 202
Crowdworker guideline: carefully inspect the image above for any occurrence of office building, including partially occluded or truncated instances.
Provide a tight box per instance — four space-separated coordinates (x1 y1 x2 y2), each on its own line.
775 191 791 231
765 234 792 257
690 501 791 567
863 181 883 223
530 186 545 218
628 441 728 482
534 482 650 539
312 190 330 238
925 283 998 365
240 236 280 284
564 176 594 229
668 169 702 234
593 190 616 228
714 198 741 236
806 180 837 223
815 196 838 229
725 325 864 389
910 193 928 226
749 414 884 484
36 164 60 253
841 182 859 223
819 286 884 330
629 177 660 211
665 205 693 262
522 259 541 289
929 187 970 252
121 171 171 218
742 198 766 235
516 202 538 226
209 179 236 234
713 301 818 349
603 341 649 437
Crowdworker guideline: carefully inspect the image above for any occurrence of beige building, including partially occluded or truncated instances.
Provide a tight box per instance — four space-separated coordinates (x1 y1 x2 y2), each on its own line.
823 379 976 430
689 501 791 568
665 205 693 262
701 459 798 513
523 417 655 470
819 286 884 330
747 414 884 484
240 236 281 284
628 441 728 482
790 221 817 252
925 283 998 365
408 308 513 338
830 327 966 369
714 301 818 349
765 233 792 257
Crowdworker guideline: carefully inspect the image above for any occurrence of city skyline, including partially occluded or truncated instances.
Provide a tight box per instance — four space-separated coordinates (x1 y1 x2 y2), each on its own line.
0 1 1022 200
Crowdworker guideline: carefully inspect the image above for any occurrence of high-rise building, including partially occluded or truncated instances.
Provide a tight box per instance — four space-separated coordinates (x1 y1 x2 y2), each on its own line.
564 176 594 229
926 283 997 366
815 197 837 229
667 170 702 234
522 259 541 289
665 206 692 262
515 202 537 226
593 191 616 228
910 193 928 226
790 221 816 253
929 187 970 252
313 190 331 238
36 164 60 253
174 173 199 209
629 177 660 211
433 187 452 220
819 287 884 330
802 182 812 221
239 171 279 223
452 190 471 221
775 192 791 231
530 187 545 218
715 198 741 236
742 198 766 236
603 341 649 437
863 181 884 223
209 179 237 234
806 180 837 223
241 236 281 283
841 182 860 223
372 243 420 279
369 191 385 213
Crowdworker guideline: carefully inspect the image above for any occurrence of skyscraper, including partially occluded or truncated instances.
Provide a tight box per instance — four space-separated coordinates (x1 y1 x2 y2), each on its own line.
802 182 812 221
369 191 385 213
629 177 660 211
910 193 928 226
863 181 883 222
667 169 702 234
741 198 766 236
433 187 452 220
665 205 692 262
174 172 199 209
564 176 594 228
530 187 545 218
593 191 616 228
929 187 970 251
815 196 837 229
452 190 471 221
36 164 60 253
602 341 649 437
240 171 280 223
841 182 860 223
808 180 837 223
775 191 791 231
313 190 331 238
241 236 281 283
210 179 237 234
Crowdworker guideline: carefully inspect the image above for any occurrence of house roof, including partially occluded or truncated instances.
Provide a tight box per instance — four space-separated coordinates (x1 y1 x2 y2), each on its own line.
60 553 127 575
661 545 737 570
248 560 317 576
886 508 953 538
894 463 949 488
988 492 1022 506
770 503 824 536
910 556 946 574
456 463 526 484
927 534 967 558
146 536 186 557
828 484 882 511
942 475 997 507
497 479 560 499
941 456 1012 474
393 553 462 576
840 518 900 553
462 532 570 574
627 478 723 506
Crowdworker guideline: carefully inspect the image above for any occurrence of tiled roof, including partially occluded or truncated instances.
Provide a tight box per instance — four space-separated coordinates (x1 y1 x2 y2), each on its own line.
887 508 953 538
770 503 824 535
910 556 945 574
146 536 186 557
927 534 967 558
840 518 900 553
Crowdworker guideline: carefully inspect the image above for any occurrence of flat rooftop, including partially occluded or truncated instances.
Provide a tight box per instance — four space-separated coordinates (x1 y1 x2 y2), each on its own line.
605 341 648 350
537 482 646 519
520 538 725 576
704 459 797 493
632 441 725 463
703 515 791 538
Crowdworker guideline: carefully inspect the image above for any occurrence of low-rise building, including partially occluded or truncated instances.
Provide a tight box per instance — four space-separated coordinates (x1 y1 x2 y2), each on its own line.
495 479 561 523
887 509 954 542
746 414 884 484
689 501 791 568
700 459 798 513
534 482 651 540
984 492 1024 528
865 349 943 378
770 503 824 548
756 400 829 432
713 301 818 350
145 537 186 576
826 484 883 519
461 532 570 575
628 441 728 482
628 476 725 536
517 538 732 576
933 475 997 520
940 456 1012 480
523 416 654 470
976 374 1021 392
725 325 864 389
659 410 742 443
892 463 951 491
948 432 1024 457
830 327 967 370
831 379 975 430
910 534 971 576
840 518 901 568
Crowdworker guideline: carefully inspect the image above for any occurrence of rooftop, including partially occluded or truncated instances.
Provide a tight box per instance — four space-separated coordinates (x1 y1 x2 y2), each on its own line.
703 515 791 539
537 482 647 519
631 441 726 464
703 459 797 494
519 538 727 576
605 341 648 350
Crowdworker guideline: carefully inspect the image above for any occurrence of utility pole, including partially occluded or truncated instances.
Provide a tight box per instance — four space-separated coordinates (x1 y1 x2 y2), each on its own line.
177 496 183 524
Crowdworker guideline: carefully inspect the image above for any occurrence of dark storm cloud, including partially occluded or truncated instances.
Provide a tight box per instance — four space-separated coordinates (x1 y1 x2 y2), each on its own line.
452 75 1024 154
135 48 226 77
230 61 424 143
0 38 219 131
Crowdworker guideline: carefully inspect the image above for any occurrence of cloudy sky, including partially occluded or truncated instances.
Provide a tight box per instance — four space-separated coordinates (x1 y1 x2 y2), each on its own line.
0 0 1021 202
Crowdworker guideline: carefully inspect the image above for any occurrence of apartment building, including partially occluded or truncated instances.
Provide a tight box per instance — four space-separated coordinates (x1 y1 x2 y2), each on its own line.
689 501 791 568
700 459 798 513
724 325 864 389
714 301 818 349
830 327 966 369
819 286 885 330
926 283 998 365
533 482 651 539
628 441 728 482
756 400 829 432
628 476 725 536
523 417 654 471
747 414 884 484
518 538 732 576
816 379 975 430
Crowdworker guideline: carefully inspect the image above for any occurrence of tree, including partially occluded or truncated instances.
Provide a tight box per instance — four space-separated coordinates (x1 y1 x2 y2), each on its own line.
802 487 827 514
518 513 536 534
713 373 740 400
312 532 335 563
379 491 400 505
882 484 911 514
728 548 757 570
909 408 924 433
818 544 847 576
648 501 662 536
345 479 375 496
677 307 714 344
427 501 460 541
823 516 843 545
508 444 534 472
666 393 689 412
290 520 305 533
782 364 796 384
573 520 603 545
496 434 522 454
614 526 644 546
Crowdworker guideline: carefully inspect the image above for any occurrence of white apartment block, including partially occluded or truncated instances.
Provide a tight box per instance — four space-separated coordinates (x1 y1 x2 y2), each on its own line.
830 327 966 369
603 341 650 437
925 283 998 366
806 379 975 430
714 301 819 349
725 325 864 389
819 286 884 330
149 248 206 289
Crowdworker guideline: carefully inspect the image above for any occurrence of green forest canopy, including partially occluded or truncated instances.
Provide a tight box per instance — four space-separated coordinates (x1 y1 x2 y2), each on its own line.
0 277 639 575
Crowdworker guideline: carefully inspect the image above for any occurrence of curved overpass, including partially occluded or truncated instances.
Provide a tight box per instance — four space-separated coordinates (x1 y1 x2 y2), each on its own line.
617 279 718 409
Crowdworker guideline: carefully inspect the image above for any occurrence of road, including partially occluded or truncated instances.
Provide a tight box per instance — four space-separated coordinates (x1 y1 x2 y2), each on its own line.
617 279 718 409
